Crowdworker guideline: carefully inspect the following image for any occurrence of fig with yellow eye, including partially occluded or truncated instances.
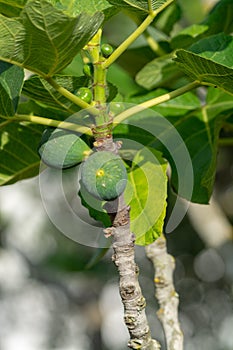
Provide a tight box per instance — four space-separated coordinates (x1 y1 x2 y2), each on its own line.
80 151 127 201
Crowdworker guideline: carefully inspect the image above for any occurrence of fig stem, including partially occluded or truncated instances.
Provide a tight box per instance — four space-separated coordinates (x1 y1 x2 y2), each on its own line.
113 81 200 125
14 114 92 135
102 0 174 70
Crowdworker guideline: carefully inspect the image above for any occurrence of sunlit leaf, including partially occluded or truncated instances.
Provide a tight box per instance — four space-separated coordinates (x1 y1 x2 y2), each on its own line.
125 148 167 245
171 24 209 49
205 87 233 121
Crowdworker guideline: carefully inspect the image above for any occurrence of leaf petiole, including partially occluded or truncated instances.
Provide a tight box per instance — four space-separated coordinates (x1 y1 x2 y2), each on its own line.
45 77 99 115
148 0 154 14
14 114 92 135
102 14 155 69
113 81 200 125
218 138 233 146
102 0 175 69
143 29 166 56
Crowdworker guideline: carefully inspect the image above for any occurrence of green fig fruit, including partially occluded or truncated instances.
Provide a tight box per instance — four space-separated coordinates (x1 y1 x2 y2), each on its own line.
75 87 92 103
80 151 127 201
38 128 91 169
101 43 114 58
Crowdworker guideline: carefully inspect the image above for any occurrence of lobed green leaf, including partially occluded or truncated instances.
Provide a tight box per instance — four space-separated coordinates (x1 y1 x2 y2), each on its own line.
171 24 209 50
0 0 104 77
205 87 233 120
175 33 233 96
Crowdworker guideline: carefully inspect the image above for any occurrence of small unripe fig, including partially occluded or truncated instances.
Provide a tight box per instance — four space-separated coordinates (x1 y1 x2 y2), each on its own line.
75 87 92 103
83 63 94 77
38 128 91 169
80 151 127 201
101 43 114 58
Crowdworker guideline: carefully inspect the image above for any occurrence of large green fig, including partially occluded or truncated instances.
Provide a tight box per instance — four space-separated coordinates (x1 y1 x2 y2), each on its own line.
80 151 127 201
38 128 91 169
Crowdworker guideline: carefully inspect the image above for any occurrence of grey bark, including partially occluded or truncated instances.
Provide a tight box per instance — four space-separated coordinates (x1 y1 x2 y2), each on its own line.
146 235 183 350
105 196 161 349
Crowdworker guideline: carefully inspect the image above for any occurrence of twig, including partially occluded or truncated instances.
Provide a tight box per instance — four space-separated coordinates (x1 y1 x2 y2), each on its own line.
145 235 183 350
218 137 233 146
105 196 161 350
